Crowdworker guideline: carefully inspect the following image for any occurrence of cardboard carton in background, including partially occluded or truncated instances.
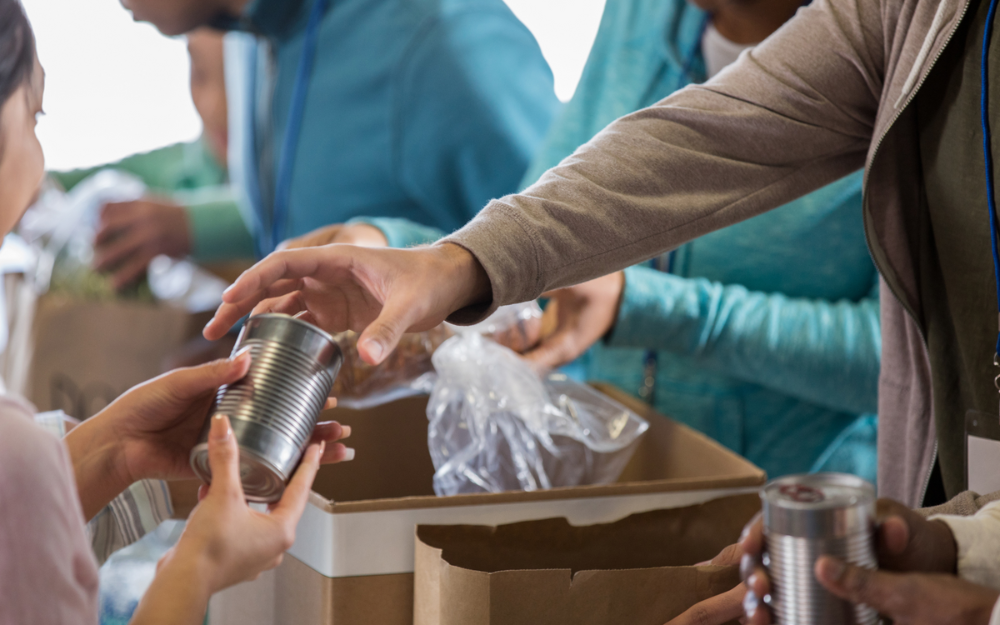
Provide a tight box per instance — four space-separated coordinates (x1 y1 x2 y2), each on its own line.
1 277 209 419
414 494 761 625
210 386 766 625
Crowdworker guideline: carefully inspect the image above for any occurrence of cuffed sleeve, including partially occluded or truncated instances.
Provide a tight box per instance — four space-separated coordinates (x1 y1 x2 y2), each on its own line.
184 193 255 263
346 217 444 249
931 501 1000 589
86 479 173 567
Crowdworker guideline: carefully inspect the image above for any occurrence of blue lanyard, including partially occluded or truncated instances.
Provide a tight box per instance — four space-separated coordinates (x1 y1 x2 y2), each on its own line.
982 0 1000 361
639 251 675 404
255 0 329 256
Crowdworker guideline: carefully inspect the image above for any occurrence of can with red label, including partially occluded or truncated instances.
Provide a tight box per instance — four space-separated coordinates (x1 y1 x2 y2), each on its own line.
761 473 877 625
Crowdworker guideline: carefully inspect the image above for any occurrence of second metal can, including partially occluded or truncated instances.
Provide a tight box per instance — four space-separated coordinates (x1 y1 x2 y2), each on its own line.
761 472 877 625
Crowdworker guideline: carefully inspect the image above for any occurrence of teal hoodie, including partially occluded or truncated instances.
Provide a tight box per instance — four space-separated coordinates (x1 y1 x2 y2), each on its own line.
222 0 559 257
365 0 880 482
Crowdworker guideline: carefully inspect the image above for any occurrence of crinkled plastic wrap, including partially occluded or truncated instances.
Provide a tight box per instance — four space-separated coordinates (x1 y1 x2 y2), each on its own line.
427 332 649 496
332 325 453 409
332 302 544 409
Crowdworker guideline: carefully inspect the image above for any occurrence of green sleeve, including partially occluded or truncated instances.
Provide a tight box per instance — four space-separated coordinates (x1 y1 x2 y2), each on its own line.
183 191 255 263
50 143 191 194
49 140 226 195
345 217 445 248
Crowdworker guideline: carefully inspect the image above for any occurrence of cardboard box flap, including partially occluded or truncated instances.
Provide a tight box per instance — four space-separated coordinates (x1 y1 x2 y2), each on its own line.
416 493 760 573
415 494 761 625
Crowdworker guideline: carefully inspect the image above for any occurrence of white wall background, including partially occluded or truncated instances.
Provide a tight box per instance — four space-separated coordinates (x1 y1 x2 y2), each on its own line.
21 0 605 172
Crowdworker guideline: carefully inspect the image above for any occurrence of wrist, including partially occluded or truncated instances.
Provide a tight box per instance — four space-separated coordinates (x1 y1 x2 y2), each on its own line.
437 242 491 310
928 519 959 574
161 541 219 599
132 545 214 624
978 593 1000 625
63 417 132 520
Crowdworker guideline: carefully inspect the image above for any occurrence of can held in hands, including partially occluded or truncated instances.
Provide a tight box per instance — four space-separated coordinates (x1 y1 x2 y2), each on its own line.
761 473 877 625
190 313 343 503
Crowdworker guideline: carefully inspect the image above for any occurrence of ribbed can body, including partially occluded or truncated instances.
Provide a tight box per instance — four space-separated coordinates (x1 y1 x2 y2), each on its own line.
190 314 342 502
762 473 877 625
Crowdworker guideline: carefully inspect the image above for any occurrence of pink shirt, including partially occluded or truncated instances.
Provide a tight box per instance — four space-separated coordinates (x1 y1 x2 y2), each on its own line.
0 395 98 624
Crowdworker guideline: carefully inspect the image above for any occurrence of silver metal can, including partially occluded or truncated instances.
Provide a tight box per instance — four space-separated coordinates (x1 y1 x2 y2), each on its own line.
761 473 877 625
189 313 343 503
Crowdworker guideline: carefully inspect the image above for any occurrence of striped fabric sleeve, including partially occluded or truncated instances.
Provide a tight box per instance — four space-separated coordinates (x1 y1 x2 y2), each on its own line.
86 479 173 566
33 410 174 566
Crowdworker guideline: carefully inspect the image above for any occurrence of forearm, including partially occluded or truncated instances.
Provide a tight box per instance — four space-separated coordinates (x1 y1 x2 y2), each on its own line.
445 0 880 309
608 266 881 414
63 417 129 522
130 550 213 625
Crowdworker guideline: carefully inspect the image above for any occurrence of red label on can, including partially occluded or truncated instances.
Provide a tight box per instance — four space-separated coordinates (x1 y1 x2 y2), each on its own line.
778 484 826 504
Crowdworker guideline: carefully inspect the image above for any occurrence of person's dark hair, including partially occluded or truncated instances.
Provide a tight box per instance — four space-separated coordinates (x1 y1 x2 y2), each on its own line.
0 0 36 111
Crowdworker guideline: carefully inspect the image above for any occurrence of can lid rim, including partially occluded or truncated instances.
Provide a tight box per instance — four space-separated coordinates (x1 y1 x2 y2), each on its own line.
250 312 338 347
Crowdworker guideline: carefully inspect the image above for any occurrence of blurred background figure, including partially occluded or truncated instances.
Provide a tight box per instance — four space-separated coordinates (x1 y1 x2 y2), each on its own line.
50 28 242 290
117 0 559 272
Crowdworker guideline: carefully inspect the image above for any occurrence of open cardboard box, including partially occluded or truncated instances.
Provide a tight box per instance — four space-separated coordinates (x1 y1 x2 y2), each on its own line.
209 384 765 625
414 494 762 625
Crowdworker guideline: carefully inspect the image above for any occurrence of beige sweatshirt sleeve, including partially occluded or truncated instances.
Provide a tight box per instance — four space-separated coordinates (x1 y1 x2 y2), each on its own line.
445 0 885 319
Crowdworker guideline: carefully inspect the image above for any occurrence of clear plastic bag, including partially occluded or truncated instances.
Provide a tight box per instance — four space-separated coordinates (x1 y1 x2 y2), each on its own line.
427 332 649 496
333 302 545 409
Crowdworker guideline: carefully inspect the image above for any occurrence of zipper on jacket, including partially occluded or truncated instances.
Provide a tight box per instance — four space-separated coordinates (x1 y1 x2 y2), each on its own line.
862 0 971 506
919 442 940 505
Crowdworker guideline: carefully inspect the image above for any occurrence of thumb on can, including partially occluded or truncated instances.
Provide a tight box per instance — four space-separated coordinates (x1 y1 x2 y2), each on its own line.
207 414 245 501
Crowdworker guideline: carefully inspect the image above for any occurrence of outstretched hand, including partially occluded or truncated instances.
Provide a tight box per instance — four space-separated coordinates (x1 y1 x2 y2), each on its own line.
665 499 962 625
65 353 351 520
203 243 491 365
522 272 624 371
739 498 960 624
814 557 998 625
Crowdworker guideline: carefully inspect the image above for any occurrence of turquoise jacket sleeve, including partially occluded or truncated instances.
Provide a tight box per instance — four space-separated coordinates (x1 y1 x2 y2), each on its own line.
609 265 881 415
395 6 559 225
346 217 444 249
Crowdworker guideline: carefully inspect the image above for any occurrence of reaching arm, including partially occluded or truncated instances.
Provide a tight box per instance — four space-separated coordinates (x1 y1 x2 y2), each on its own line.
204 0 889 365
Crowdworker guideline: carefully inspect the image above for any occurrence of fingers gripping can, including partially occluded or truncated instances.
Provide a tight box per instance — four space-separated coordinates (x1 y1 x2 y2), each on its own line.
761 473 877 625
190 313 343 503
